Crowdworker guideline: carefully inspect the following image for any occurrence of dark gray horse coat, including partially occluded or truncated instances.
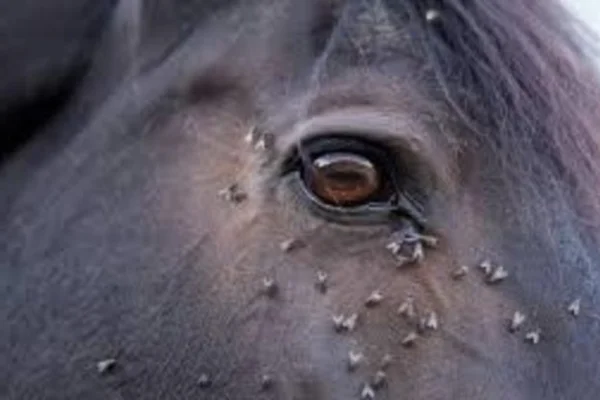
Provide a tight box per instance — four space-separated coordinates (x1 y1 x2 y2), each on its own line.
2 1 600 399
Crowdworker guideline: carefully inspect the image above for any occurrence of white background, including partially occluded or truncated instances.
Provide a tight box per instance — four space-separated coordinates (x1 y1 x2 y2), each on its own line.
566 0 600 65
568 0 600 33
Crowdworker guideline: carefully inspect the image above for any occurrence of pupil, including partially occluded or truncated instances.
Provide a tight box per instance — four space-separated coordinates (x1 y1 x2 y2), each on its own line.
309 152 380 206
324 170 366 187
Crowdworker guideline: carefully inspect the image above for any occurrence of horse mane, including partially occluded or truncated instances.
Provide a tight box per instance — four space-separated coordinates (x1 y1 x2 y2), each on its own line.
397 0 600 229
447 2 597 198
397 0 600 293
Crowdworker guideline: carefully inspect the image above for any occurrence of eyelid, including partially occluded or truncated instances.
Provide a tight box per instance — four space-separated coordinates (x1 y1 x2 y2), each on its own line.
278 107 428 157
276 106 453 194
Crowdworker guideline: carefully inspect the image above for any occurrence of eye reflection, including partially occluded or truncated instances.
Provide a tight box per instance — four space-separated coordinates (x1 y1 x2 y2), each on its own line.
306 153 380 206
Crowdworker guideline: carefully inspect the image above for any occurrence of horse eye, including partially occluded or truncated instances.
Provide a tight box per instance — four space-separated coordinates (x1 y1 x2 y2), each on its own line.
306 153 380 206
283 135 425 225
286 135 407 216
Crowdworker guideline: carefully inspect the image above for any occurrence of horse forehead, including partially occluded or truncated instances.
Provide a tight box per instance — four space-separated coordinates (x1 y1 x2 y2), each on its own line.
338 0 407 53
242 0 408 60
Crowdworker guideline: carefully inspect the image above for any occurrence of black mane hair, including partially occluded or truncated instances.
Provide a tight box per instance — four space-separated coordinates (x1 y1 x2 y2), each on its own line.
398 0 600 297
423 0 600 214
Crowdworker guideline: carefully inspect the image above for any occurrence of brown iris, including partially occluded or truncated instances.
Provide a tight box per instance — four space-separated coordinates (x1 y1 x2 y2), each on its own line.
308 153 380 206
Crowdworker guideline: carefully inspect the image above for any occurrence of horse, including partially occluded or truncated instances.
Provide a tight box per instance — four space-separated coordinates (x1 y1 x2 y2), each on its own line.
2 0 600 398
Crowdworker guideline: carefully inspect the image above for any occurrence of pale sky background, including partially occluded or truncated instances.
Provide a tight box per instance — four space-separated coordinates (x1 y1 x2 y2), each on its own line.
566 0 600 65
568 0 600 32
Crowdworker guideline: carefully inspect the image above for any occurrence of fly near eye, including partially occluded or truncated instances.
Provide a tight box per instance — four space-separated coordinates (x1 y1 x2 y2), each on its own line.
307 153 380 206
